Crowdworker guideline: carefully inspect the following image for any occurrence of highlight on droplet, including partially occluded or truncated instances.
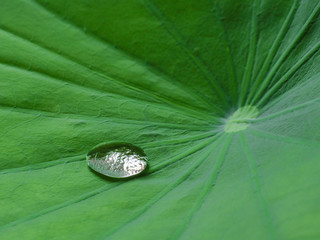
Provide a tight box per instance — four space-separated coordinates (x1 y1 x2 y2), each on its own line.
86 142 148 178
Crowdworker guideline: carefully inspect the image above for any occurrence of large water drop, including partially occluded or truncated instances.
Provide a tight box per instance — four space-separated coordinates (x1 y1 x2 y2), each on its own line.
87 142 148 178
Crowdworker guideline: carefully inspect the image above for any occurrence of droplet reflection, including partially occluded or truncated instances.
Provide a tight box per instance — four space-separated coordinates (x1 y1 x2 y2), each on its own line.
87 142 148 178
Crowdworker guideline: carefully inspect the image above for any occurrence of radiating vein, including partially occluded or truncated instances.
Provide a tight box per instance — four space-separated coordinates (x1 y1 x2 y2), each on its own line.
0 62 218 125
0 131 219 175
1 0 319 238
141 130 220 148
150 132 224 172
235 95 320 124
253 96 320 123
249 1 320 105
0 28 213 124
211 0 237 104
0 59 157 107
258 71 320 112
0 104 211 131
101 135 225 239
248 0 299 104
256 41 320 107
0 183 122 231
240 132 278 240
0 134 224 233
26 0 219 116
30 0 219 113
239 0 260 106
0 155 85 175
0 34 215 123
248 128 320 145
175 134 232 239
144 0 228 106
0 114 40 138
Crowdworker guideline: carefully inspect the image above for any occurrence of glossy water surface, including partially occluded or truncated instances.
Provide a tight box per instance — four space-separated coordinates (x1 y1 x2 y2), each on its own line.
87 143 148 178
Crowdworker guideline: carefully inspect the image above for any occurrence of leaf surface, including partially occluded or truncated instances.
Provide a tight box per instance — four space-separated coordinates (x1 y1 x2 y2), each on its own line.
1 0 320 239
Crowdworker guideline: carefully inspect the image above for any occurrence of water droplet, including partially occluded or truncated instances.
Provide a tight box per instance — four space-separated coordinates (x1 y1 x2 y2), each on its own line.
87 142 148 178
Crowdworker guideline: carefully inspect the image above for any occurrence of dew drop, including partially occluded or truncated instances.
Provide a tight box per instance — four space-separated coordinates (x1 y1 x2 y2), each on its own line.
86 142 148 178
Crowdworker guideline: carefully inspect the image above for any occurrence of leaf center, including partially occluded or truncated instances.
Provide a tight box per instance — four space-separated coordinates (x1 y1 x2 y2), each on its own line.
224 106 259 133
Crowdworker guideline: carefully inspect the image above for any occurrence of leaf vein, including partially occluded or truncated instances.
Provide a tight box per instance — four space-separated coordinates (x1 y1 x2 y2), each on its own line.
0 104 211 132
250 1 320 105
175 134 233 239
144 0 228 106
101 134 224 239
26 0 220 117
240 132 278 239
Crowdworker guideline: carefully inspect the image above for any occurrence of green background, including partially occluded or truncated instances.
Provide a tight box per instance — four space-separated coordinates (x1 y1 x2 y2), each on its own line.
1 0 320 239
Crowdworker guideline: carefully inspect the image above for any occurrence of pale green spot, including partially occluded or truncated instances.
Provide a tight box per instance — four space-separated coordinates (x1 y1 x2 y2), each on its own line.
225 106 259 133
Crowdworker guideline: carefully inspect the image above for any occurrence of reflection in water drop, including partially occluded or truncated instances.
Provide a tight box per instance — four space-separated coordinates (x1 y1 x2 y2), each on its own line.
87 142 148 178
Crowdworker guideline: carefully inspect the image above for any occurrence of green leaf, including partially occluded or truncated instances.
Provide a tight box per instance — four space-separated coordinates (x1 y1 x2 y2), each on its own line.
1 0 320 239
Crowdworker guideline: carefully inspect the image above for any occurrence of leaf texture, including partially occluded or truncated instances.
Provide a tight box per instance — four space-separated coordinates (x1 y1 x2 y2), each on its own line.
1 0 320 239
